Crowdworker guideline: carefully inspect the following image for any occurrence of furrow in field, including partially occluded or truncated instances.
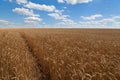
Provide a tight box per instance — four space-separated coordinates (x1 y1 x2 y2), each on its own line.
20 32 51 80
0 31 42 80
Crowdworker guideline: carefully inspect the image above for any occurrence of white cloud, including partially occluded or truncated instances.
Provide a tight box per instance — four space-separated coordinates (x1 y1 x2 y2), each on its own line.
48 13 68 20
0 19 15 27
62 19 76 25
13 7 39 17
24 17 42 22
112 16 120 19
16 0 27 4
24 2 56 12
13 8 42 24
58 0 64 3
53 15 120 28
58 0 93 5
100 18 115 24
48 12 76 26
24 19 39 24
0 20 9 24
79 15 120 28
81 14 103 20
113 22 120 27
24 17 42 24
63 7 67 9
56 19 76 26
9 0 28 4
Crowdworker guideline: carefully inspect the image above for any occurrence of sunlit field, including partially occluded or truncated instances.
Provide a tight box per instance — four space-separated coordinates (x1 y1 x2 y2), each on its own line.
0 29 120 80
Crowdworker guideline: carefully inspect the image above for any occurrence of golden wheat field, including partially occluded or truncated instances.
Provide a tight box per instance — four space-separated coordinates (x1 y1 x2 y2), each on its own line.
0 29 120 80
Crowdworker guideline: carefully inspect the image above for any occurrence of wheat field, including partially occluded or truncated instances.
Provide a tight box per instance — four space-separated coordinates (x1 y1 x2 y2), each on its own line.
0 29 120 80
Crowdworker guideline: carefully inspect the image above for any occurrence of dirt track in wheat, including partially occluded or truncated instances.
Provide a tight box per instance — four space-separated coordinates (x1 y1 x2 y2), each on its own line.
0 29 120 80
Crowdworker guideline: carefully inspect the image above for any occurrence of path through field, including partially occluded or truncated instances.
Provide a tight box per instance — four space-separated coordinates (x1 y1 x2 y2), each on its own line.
0 30 48 80
0 29 120 80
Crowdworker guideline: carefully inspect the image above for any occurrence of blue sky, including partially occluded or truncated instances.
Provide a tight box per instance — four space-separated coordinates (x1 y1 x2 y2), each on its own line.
0 0 120 28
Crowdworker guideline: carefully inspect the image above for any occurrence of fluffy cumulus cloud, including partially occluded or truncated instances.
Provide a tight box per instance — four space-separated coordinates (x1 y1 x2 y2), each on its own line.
58 0 93 5
24 17 42 24
9 0 27 4
13 8 42 24
48 11 76 26
24 2 56 12
16 0 27 4
13 8 39 17
48 13 68 20
81 14 103 20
